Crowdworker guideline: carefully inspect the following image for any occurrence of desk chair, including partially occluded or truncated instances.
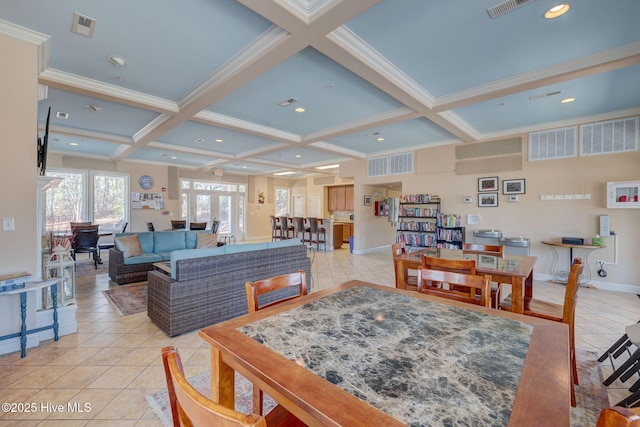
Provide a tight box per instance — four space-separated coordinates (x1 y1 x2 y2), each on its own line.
171 220 186 230
596 406 640 427
392 242 417 290
161 346 304 427
189 221 207 230
500 257 584 407
71 225 100 268
462 243 505 308
245 270 307 414
98 222 128 259
416 268 491 307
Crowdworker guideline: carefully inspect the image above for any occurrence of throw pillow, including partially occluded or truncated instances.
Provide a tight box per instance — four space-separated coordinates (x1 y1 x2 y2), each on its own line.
197 233 219 248
115 234 144 258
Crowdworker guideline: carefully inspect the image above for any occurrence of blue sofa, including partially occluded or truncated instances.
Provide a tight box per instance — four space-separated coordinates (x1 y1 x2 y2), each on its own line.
108 230 212 285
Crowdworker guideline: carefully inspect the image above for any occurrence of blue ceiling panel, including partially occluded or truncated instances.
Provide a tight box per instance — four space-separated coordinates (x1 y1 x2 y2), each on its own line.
325 118 456 155
156 120 285 155
254 146 344 166
454 65 640 133
210 47 405 134
46 134 122 157
127 148 215 168
38 89 160 138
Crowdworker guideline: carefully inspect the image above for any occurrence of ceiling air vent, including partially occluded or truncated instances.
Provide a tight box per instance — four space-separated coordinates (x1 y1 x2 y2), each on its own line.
529 90 562 101
488 0 537 19
71 12 96 38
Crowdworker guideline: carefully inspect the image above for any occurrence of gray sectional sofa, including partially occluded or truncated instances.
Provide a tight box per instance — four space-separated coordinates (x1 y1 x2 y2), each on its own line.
147 238 311 336
108 230 214 285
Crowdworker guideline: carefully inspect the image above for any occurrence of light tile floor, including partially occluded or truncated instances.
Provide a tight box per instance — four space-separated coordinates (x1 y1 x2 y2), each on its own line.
0 247 638 425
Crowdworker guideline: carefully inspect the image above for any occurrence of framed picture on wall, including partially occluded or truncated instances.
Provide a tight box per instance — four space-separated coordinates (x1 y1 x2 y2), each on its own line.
503 179 526 195
478 192 498 207
478 176 498 192
364 195 372 206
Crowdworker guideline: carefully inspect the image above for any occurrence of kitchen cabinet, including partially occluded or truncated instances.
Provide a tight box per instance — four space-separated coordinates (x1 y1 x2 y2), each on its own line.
342 222 353 243
328 185 354 212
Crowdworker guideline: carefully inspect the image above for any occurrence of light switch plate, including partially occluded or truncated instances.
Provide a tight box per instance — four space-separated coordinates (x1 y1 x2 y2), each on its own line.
2 218 15 231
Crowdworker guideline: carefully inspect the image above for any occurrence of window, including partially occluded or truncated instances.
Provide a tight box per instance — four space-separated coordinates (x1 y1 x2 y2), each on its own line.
275 188 289 216
45 169 129 233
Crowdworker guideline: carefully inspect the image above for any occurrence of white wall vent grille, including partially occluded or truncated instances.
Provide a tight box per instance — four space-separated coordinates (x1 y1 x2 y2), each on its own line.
488 0 536 19
368 156 388 177
389 152 414 175
580 117 638 156
528 127 577 161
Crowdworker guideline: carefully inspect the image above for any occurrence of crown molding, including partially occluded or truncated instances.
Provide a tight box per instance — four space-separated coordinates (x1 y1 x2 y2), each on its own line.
0 20 50 73
194 110 301 143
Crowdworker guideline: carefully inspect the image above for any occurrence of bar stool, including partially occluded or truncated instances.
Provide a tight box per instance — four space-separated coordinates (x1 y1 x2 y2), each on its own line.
279 216 294 239
269 215 281 241
308 217 326 251
293 217 310 243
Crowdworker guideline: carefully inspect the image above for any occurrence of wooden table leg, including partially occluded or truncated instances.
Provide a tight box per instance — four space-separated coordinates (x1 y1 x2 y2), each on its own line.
210 347 234 408
394 260 407 289
511 277 524 314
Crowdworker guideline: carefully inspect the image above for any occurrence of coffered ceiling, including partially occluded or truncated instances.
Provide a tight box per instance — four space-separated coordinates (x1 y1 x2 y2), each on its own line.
2 0 639 178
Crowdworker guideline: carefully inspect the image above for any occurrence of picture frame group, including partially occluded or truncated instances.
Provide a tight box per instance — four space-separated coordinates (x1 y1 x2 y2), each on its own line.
478 192 498 207
503 179 526 195
478 176 498 192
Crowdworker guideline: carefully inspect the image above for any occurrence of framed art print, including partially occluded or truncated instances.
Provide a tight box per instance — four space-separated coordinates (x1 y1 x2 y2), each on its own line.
503 179 525 195
478 176 498 192
478 192 498 207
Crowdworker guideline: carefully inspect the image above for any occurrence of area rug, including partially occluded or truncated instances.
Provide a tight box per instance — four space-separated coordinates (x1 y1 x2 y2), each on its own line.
75 253 109 277
572 349 610 426
146 349 608 425
146 371 276 426
102 283 147 316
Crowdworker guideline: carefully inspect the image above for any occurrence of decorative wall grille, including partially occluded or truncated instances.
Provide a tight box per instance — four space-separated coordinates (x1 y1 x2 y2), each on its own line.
528 127 577 161
368 156 388 177
389 152 414 175
580 117 638 156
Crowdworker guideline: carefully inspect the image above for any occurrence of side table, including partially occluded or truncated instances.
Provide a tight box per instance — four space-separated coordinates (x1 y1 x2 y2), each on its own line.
542 241 605 284
0 279 60 358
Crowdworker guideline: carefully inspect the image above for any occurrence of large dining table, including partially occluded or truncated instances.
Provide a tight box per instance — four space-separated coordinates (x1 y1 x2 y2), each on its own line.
199 280 570 427
393 247 537 314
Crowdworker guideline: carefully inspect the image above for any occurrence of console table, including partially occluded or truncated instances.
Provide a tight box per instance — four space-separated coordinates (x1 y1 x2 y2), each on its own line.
542 241 605 284
0 279 60 358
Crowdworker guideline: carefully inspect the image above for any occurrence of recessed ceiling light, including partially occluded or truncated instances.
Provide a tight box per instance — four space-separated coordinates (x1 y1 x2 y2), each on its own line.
194 138 205 143
294 107 305 113
295 154 301 158
273 171 296 176
544 4 570 19
215 139 223 143
377 137 385 141
86 104 102 112
107 54 127 67
69 142 79 146
560 97 576 103
242 165 247 169
315 164 339 170
171 156 177 159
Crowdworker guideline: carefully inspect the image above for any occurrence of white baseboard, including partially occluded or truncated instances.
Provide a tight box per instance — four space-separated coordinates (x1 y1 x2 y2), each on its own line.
533 273 640 294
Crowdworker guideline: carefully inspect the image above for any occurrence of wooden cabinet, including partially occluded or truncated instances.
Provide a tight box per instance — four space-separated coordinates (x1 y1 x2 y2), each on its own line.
328 185 354 212
345 185 354 211
341 222 353 243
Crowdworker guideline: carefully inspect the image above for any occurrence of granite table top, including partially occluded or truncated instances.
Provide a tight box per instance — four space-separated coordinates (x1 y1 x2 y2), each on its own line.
238 285 533 426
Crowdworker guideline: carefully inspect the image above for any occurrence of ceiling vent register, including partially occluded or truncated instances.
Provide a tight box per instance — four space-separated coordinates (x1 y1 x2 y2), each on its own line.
488 0 537 19
368 156 388 177
390 152 414 175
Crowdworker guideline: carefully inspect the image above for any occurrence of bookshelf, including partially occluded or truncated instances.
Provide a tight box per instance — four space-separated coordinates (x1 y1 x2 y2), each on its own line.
396 194 440 249
437 213 465 249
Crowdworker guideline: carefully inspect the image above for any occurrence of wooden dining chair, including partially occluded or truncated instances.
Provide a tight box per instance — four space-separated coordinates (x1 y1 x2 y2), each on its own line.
462 243 505 308
416 267 491 307
171 220 187 230
392 242 417 290
245 270 307 414
189 221 207 230
500 257 584 407
596 406 640 427
161 346 305 427
421 255 476 290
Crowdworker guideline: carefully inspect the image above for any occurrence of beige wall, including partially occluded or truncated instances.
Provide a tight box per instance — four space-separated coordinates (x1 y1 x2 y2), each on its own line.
343 137 640 290
0 33 38 334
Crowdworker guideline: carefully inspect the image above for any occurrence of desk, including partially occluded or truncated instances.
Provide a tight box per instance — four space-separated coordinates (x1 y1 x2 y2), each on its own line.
393 248 537 314
542 241 605 284
0 279 60 358
200 281 570 426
